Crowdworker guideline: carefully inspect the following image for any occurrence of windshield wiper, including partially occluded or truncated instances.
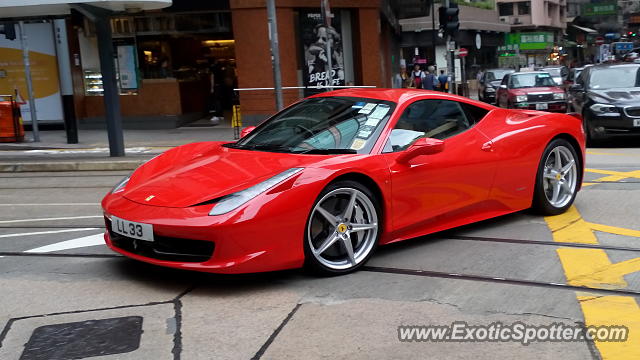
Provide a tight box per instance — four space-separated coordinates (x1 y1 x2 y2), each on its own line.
293 148 358 155
228 143 292 152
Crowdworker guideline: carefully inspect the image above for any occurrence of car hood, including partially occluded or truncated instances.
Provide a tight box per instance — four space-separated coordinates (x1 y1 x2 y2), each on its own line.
122 142 327 208
588 88 640 105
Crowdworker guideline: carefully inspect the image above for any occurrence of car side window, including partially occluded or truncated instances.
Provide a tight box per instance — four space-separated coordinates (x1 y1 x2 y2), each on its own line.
383 100 472 153
501 75 509 87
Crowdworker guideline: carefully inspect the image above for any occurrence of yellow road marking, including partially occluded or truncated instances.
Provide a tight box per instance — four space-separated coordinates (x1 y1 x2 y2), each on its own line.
545 207 640 359
577 295 640 359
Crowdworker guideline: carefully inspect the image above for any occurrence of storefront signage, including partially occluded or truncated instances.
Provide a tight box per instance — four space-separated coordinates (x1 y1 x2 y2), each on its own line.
582 3 616 17
504 32 553 50
299 9 345 95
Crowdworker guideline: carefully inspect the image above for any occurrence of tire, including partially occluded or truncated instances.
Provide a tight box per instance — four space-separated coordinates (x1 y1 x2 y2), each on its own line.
532 139 580 215
304 180 381 275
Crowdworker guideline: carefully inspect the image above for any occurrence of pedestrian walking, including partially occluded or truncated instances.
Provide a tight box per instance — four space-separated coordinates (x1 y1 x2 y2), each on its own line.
409 64 425 89
393 61 411 88
423 70 439 91
437 70 449 92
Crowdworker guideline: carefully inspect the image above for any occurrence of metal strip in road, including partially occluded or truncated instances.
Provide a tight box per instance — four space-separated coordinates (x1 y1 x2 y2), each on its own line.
0 228 99 238
361 266 640 297
0 216 103 224
448 235 640 253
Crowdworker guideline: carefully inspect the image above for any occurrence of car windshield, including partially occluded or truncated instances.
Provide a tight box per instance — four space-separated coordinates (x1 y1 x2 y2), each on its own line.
509 73 556 88
230 97 396 154
486 69 514 81
543 68 562 77
588 66 640 90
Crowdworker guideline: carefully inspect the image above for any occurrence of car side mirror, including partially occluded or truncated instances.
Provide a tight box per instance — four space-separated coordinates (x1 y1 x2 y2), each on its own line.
240 126 256 138
396 138 445 164
499 84 507 89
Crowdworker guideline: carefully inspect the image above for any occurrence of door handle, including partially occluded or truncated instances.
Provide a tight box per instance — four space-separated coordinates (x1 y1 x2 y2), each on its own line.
481 141 494 152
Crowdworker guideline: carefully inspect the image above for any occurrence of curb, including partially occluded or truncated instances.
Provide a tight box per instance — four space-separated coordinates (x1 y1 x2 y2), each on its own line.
0 160 145 172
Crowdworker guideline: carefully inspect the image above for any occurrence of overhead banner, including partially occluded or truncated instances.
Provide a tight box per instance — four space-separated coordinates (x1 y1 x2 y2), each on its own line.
299 9 345 96
0 22 63 123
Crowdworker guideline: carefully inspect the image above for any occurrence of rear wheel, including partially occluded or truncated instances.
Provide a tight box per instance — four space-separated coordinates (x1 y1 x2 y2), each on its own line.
532 139 579 215
304 180 380 275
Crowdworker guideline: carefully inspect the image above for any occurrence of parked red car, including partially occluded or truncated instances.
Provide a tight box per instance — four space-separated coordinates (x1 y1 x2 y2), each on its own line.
496 71 568 113
102 89 584 275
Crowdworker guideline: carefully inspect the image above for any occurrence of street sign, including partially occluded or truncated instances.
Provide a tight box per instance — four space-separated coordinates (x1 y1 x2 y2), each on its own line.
456 48 468 57
595 36 604 45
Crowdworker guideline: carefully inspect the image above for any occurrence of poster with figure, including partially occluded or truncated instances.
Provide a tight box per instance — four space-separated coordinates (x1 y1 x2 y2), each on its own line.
299 9 345 96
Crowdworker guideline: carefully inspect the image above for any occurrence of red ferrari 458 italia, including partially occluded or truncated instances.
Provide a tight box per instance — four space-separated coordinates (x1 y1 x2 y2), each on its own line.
102 89 585 275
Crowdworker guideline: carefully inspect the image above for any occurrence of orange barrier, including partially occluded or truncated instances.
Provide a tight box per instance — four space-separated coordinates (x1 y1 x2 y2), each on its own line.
0 98 24 143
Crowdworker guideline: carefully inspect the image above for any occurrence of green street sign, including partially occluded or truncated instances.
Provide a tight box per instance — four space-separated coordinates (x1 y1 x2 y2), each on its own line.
504 32 553 50
582 3 616 16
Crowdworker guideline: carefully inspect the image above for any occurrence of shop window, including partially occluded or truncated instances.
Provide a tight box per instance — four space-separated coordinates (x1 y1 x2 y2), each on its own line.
499 3 514 16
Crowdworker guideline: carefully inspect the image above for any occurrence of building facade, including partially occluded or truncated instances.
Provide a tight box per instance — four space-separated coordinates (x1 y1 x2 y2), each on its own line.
496 0 567 67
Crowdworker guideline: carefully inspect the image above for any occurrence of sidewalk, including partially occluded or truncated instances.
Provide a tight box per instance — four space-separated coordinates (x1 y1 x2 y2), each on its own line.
0 127 237 172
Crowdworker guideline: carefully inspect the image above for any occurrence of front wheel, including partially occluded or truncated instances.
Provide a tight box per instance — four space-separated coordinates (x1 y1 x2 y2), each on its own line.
304 180 381 275
532 139 580 215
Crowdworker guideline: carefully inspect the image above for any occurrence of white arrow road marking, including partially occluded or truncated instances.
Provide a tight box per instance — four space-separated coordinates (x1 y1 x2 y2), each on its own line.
0 228 99 238
24 233 106 253
0 215 103 224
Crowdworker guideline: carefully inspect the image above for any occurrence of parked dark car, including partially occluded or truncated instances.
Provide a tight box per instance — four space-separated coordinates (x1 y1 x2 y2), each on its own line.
496 71 567 112
568 63 640 143
478 68 515 104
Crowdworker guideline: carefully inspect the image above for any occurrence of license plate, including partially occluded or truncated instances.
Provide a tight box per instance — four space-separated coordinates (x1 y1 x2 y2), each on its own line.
634 119 640 127
535 103 548 110
111 216 154 241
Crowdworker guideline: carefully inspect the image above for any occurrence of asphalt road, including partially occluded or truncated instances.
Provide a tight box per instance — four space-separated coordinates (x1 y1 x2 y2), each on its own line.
0 147 639 359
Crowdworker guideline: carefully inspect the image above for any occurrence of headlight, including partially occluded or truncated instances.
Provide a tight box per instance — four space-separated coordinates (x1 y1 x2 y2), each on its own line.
485 87 496 93
553 92 566 100
111 175 130 194
589 104 620 116
515 95 528 103
209 168 304 215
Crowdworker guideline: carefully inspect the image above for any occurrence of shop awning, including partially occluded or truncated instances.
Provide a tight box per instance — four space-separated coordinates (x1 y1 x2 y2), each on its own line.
0 0 171 18
571 24 598 34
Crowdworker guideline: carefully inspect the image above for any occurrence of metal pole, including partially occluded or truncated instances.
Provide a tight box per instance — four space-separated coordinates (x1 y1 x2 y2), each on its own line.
322 0 334 91
18 21 39 142
266 0 284 111
95 16 125 157
431 0 436 65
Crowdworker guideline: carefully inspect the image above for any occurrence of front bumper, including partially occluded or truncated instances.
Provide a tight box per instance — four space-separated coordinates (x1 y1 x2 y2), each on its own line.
587 111 640 137
102 194 308 274
514 101 567 113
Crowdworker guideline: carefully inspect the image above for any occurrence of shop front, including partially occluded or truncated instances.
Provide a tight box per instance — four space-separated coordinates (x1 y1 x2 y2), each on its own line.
71 8 237 128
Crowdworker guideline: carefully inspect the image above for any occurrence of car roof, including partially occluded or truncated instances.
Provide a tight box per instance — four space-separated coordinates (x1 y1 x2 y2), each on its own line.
309 88 488 105
486 68 514 72
587 63 640 70
511 71 551 75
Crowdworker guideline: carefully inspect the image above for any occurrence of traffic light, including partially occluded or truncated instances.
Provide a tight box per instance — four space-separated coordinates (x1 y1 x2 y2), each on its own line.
438 2 460 36
0 22 16 41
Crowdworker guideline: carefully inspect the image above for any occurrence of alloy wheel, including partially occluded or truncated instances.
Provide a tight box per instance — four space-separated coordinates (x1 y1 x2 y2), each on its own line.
542 145 578 208
307 187 378 270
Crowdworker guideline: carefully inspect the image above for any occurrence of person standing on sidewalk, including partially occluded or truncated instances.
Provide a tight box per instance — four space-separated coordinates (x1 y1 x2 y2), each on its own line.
438 70 449 92
423 69 439 91
409 64 425 89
